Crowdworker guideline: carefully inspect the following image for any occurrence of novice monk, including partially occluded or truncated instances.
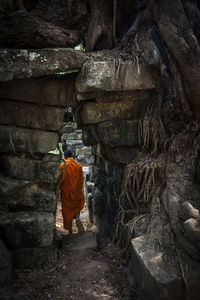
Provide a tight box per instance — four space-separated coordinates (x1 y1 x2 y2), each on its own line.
59 150 85 234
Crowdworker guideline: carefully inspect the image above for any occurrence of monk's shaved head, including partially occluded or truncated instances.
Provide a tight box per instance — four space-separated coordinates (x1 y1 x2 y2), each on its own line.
64 149 73 159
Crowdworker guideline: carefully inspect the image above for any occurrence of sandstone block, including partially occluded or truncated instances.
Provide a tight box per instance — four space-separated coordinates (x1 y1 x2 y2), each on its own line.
0 212 55 250
76 58 154 94
65 139 83 146
0 156 60 183
61 132 82 141
81 98 150 124
129 235 184 300
94 144 139 165
43 154 60 162
82 126 99 146
0 238 11 285
60 124 75 134
0 48 87 81
0 175 56 213
0 125 59 154
97 120 139 147
0 74 77 107
0 99 64 131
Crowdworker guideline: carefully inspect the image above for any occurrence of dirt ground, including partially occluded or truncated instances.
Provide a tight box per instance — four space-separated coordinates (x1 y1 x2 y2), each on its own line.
0 203 136 300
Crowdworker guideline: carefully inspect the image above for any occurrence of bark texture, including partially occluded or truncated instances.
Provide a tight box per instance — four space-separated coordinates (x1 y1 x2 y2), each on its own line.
0 0 88 48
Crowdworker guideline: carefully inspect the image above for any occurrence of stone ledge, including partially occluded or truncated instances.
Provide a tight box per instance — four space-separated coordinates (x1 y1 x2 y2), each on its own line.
76 58 155 94
0 48 87 81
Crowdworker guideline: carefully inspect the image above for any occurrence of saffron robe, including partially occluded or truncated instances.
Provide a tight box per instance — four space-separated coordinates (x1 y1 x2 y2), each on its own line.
59 158 84 230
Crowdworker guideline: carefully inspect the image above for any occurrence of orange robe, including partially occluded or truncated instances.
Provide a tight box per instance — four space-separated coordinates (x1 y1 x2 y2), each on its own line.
59 158 84 230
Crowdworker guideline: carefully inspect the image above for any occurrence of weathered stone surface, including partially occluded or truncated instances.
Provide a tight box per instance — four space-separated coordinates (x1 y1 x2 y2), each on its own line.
81 99 150 124
0 99 64 131
0 238 11 286
0 48 87 81
77 89 155 102
0 156 59 183
0 74 77 107
11 246 57 268
129 235 185 300
41 73 77 107
43 154 60 162
0 174 56 213
62 132 82 140
64 139 83 147
93 143 139 165
60 123 77 134
0 125 59 154
93 156 124 236
82 125 100 146
0 212 54 250
97 120 139 147
76 58 155 94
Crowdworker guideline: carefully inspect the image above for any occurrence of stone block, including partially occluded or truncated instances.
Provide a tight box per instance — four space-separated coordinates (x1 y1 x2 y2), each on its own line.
0 212 55 250
0 48 87 81
129 235 185 300
42 73 77 107
81 99 150 125
62 132 82 141
0 156 60 183
0 125 59 154
0 174 56 212
76 58 154 94
95 144 139 165
42 154 60 162
65 139 83 146
11 246 57 268
97 120 139 147
0 74 77 107
59 122 77 134
0 238 11 285
0 99 65 131
77 146 92 156
82 125 100 146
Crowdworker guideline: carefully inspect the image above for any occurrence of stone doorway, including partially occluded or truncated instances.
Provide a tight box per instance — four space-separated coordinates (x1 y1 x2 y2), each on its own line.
55 108 95 236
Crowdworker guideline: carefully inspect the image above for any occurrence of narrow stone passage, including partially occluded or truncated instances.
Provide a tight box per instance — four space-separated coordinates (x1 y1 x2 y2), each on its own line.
0 203 135 300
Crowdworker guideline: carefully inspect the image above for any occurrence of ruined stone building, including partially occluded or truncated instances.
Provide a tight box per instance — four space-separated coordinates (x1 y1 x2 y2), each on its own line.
0 1 200 299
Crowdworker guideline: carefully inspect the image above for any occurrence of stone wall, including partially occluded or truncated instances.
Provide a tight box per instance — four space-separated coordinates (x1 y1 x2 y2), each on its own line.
76 55 155 236
0 68 80 267
0 49 154 270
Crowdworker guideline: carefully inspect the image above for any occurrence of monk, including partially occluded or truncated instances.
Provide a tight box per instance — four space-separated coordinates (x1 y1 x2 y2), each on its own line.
59 150 85 234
